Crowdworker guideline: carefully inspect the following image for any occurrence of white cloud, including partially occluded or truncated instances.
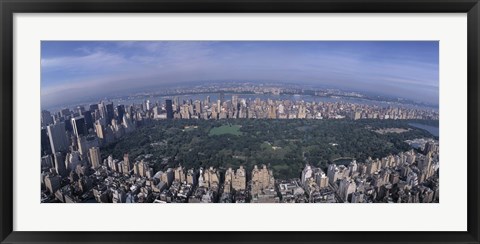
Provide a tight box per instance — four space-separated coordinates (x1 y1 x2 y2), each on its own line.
41 51 128 71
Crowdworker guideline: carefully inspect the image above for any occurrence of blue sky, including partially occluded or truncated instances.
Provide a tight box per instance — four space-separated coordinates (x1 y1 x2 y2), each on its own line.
41 41 439 108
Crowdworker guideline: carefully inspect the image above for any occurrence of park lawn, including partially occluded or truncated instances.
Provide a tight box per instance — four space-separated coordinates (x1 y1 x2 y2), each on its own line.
208 124 243 136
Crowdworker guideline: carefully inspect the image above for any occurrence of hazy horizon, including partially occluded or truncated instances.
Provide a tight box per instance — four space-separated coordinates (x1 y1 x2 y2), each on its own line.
41 41 439 109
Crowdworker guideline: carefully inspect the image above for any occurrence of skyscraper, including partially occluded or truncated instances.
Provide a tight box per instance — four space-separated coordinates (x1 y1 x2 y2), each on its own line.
41 154 55 169
41 127 52 156
89 147 101 169
76 106 85 115
44 174 61 194
98 102 106 118
106 103 115 125
122 154 131 175
165 99 173 119
174 165 186 183
268 104 277 119
47 122 69 154
89 104 99 112
95 120 104 141
83 111 94 131
60 108 71 117
116 105 125 123
53 152 67 177
232 95 238 108
41 110 54 126
233 166 246 191
64 116 73 132
187 168 198 186
194 100 202 115
301 164 313 186
145 100 151 111
71 116 86 137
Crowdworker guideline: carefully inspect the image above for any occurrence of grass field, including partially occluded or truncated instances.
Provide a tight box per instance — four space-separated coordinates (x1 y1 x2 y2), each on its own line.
209 124 243 136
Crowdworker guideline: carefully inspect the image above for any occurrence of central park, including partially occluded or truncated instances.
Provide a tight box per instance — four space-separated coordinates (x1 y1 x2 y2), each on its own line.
101 119 438 179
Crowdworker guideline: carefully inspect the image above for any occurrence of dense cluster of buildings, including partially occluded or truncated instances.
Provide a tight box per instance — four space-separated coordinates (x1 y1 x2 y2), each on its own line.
147 94 438 120
323 141 439 203
40 92 439 204
41 138 439 203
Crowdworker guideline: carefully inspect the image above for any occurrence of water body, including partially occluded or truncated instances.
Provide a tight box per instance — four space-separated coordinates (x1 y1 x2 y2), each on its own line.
409 123 439 137
112 93 435 111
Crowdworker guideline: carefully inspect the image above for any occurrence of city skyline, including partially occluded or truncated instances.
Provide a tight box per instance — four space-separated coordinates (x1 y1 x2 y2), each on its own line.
41 41 439 108
40 41 440 204
41 92 439 203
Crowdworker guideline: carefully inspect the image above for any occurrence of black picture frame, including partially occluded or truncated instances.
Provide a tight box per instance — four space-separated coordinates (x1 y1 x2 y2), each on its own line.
1 0 479 243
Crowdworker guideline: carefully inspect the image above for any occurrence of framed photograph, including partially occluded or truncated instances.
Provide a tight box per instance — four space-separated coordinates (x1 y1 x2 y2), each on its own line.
1 0 479 243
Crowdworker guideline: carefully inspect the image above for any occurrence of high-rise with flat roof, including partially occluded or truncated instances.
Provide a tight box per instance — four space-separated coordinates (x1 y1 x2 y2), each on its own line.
233 166 246 191
44 174 61 194
166 99 174 119
106 103 115 125
174 165 186 183
53 152 67 177
47 122 69 154
41 110 54 126
41 127 52 156
89 147 101 169
71 116 86 137
122 154 131 175
83 111 94 131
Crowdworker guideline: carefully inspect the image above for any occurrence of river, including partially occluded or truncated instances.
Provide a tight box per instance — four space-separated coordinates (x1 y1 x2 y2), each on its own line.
409 123 439 137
